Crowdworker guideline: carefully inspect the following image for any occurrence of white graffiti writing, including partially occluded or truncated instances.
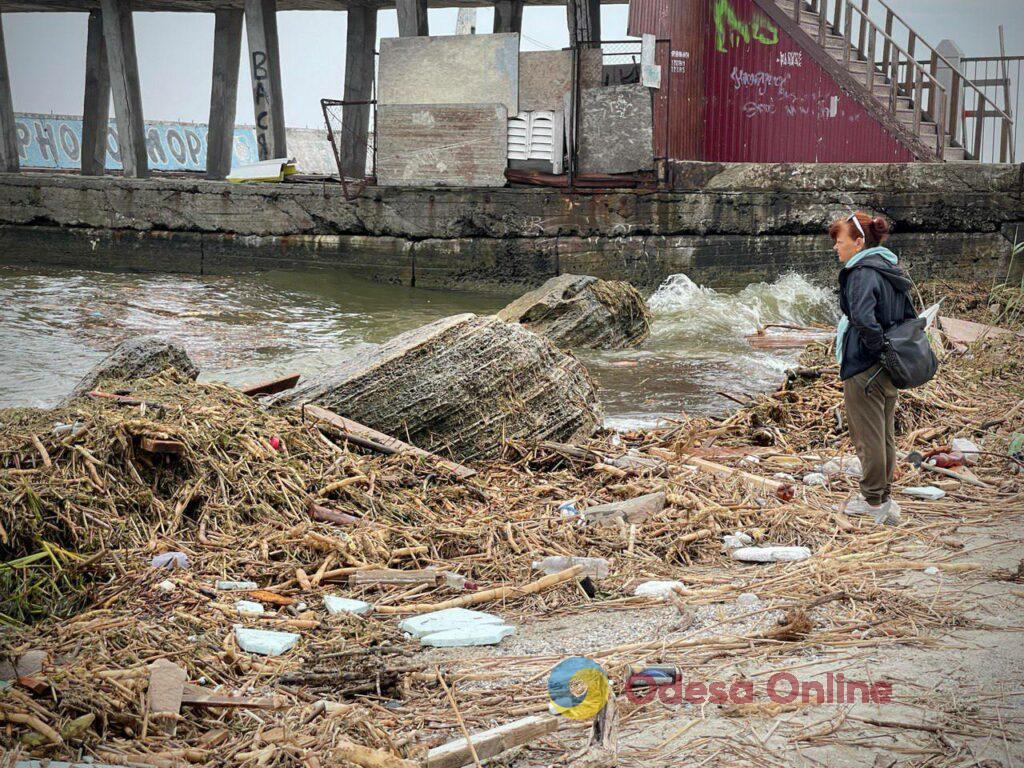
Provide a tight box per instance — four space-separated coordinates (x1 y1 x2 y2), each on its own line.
730 67 791 95
777 51 803 67
742 101 776 118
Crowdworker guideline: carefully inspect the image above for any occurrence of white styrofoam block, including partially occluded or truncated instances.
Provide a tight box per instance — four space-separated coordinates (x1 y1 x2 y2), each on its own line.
399 607 506 639
323 596 373 616
234 625 299 656
420 624 516 647
731 546 811 563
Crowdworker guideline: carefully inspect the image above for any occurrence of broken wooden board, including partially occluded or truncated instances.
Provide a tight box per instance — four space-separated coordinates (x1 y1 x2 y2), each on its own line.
681 456 785 495
939 316 1014 347
241 373 301 397
425 714 560 768
148 659 187 735
582 491 666 526
180 683 284 709
301 404 476 480
139 436 186 455
349 568 439 587
746 331 833 350
308 501 361 526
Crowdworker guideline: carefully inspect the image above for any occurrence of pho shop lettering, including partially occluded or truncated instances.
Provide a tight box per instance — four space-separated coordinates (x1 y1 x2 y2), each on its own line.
13 113 260 171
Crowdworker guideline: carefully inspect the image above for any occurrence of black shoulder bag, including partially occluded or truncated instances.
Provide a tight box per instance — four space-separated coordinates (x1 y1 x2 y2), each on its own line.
866 287 939 391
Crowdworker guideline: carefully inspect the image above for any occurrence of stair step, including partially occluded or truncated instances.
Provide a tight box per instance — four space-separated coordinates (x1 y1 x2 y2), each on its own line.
943 145 967 161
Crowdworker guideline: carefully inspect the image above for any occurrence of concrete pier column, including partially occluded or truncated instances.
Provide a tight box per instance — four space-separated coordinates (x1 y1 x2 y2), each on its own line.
567 0 600 48
340 4 376 179
81 10 111 176
0 13 18 173
244 0 287 160
493 1 523 33
396 0 428 36
100 0 148 178
207 9 244 179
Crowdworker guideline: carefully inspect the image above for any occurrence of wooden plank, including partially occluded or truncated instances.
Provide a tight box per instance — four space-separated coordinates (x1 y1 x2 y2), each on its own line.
682 455 785 495
582 491 666 526
181 683 284 709
0 13 18 173
101 0 148 178
302 404 476 480
566 0 600 47
348 568 439 586
206 9 243 180
81 10 111 176
426 715 560 768
241 372 300 397
244 0 287 160
939 316 1013 346
148 659 187 735
340 3 376 178
308 501 361 526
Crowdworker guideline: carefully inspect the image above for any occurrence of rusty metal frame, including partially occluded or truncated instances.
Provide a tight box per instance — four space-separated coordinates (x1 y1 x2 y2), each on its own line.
321 97 377 201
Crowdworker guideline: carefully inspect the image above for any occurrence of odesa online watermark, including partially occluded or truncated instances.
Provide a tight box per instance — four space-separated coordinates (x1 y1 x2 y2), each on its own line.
547 657 892 720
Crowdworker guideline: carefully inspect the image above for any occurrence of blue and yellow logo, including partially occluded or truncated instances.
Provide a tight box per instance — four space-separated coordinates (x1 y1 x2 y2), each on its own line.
547 657 610 720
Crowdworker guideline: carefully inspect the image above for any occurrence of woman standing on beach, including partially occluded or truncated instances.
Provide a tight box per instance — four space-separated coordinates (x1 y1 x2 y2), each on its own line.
831 211 916 525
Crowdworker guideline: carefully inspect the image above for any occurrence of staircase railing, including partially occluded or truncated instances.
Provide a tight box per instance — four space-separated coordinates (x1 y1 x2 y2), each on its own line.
785 0 1014 162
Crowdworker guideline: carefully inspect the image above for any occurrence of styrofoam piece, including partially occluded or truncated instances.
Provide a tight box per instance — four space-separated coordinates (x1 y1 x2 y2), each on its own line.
235 600 265 617
419 624 516 647
217 580 258 591
532 556 610 580
902 486 946 500
731 546 812 563
802 472 827 487
234 625 299 656
951 438 981 464
736 592 761 607
723 532 753 550
323 596 373 616
399 607 506 639
633 580 685 598
151 551 189 569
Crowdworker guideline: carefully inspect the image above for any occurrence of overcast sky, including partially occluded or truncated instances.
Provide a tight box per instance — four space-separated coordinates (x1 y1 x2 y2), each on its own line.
3 1 1022 129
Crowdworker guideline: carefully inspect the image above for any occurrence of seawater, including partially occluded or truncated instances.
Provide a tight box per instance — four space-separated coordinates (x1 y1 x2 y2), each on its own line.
0 266 838 429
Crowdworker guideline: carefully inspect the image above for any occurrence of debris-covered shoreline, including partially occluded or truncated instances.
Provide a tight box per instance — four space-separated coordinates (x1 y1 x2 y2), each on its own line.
2 280 1023 767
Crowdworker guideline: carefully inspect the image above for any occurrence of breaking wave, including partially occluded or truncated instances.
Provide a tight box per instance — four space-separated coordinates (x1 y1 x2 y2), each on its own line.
648 272 838 341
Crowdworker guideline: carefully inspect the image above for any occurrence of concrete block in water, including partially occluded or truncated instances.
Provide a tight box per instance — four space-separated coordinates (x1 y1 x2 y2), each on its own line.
67 336 199 400
379 33 519 115
234 625 300 656
576 85 654 175
276 314 603 460
323 595 373 616
377 104 508 188
497 274 651 349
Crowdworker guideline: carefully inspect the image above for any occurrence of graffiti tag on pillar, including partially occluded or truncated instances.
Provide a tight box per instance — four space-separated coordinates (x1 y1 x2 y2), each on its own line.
713 0 779 54
251 50 272 158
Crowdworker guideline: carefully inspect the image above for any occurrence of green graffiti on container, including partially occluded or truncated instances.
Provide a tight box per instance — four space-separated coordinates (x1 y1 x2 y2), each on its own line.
713 0 779 53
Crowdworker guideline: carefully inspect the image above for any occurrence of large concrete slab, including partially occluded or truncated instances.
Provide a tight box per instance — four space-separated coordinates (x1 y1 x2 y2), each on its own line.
379 33 519 116
377 104 508 187
519 48 602 113
577 84 654 175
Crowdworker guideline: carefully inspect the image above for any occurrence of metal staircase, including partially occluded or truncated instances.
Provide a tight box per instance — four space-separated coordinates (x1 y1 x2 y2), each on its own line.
768 0 1014 162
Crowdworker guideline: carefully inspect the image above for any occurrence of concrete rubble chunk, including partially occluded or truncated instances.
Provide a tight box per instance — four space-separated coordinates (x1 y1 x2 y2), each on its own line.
497 274 652 349
532 556 610 580
582 491 665 526
633 580 685 598
234 625 300 656
731 546 812 563
276 313 603 460
323 596 374 616
67 336 199 400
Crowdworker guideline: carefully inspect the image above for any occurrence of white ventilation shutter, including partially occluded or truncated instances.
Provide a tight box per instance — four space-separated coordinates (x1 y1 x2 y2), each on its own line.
507 110 565 174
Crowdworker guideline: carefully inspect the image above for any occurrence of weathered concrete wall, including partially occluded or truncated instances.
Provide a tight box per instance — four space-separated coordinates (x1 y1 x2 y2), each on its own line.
519 49 602 113
577 85 654 175
0 162 1021 291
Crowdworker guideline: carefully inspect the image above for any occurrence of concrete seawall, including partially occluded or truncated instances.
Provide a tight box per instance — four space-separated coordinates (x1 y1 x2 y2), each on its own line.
1 163 1021 291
